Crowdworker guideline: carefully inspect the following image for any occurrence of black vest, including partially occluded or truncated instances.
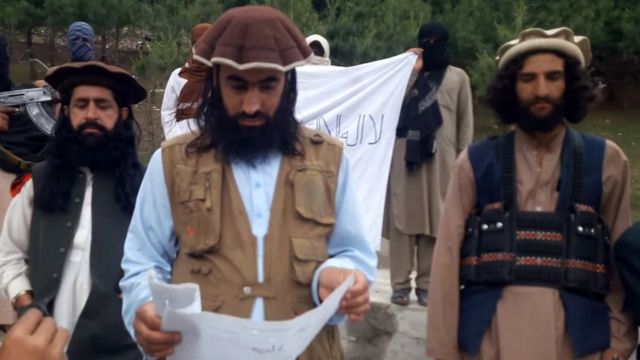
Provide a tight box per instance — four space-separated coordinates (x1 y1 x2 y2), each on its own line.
459 129 611 357
29 162 141 360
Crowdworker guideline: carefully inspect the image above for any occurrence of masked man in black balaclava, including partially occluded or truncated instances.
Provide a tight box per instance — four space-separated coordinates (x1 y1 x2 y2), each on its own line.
384 21 474 307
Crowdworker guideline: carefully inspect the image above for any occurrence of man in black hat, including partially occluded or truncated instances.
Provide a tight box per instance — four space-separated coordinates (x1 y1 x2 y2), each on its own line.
0 61 146 359
385 21 473 306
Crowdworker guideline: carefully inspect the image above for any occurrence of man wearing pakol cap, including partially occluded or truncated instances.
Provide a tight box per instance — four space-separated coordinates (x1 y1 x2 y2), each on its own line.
305 34 331 65
385 21 473 307
427 27 637 359
160 23 211 139
0 61 146 359
119 5 376 359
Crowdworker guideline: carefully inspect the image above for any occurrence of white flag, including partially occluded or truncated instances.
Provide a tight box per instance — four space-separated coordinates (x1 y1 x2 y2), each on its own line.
296 53 416 250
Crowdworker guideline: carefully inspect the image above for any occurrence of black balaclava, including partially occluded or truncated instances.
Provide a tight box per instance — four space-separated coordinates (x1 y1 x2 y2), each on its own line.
0 35 12 92
418 22 450 71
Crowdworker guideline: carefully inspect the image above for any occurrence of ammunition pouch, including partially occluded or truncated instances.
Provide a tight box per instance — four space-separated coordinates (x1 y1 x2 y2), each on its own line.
461 205 609 298
565 206 609 297
459 128 610 356
461 129 609 298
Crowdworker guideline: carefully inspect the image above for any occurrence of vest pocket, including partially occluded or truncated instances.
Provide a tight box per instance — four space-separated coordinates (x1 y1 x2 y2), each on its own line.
291 236 328 285
175 166 222 256
201 297 225 312
292 168 336 225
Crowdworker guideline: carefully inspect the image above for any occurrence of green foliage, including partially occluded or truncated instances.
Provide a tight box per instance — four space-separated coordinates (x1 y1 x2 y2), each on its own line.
616 3 640 60
130 0 223 85
131 36 184 88
254 0 325 34
43 0 75 33
468 50 496 96
1 0 640 95
0 0 45 31
136 0 222 38
321 0 431 65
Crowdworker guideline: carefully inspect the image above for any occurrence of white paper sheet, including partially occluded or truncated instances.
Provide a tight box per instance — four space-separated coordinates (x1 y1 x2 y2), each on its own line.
148 271 202 314
148 272 354 360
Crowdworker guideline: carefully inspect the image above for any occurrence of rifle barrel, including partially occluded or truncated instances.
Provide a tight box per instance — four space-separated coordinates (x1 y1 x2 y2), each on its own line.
0 88 54 107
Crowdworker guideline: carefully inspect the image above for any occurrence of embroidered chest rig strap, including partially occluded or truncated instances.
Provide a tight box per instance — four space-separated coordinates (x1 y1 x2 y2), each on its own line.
460 129 610 298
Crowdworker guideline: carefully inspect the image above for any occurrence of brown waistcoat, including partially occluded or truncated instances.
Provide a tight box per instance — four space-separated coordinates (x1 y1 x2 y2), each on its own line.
162 127 344 359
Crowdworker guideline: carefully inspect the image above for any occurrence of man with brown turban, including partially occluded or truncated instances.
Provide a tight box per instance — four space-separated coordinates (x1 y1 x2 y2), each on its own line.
120 5 376 359
160 23 211 139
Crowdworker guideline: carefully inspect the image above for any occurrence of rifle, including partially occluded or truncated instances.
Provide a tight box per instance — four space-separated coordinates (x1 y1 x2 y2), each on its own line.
0 86 55 106
0 86 57 135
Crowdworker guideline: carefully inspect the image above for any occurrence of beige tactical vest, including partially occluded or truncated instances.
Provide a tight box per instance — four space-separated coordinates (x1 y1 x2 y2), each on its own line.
162 127 344 359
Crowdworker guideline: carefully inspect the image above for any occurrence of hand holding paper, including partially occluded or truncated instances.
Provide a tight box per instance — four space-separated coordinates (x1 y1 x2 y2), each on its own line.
133 302 181 358
146 271 356 360
318 268 370 322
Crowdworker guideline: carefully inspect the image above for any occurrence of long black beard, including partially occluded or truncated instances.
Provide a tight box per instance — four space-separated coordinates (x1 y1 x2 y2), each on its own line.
214 110 291 165
34 115 144 213
62 120 130 170
201 72 301 165
516 102 565 135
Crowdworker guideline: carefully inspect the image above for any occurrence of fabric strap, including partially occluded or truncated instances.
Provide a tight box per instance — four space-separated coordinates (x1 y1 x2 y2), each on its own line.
396 67 447 169
499 129 583 213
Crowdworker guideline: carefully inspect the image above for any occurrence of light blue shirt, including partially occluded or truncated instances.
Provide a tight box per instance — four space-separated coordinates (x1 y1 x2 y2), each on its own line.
119 149 377 338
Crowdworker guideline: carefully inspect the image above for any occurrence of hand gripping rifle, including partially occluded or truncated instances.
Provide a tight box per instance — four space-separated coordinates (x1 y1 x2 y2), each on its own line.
0 86 58 135
0 52 56 173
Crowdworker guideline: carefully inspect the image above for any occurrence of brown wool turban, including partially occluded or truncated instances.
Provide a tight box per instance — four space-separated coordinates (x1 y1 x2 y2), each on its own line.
192 5 312 72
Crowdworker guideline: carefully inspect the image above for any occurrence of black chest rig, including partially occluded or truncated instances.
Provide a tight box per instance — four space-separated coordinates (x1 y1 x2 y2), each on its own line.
460 129 610 299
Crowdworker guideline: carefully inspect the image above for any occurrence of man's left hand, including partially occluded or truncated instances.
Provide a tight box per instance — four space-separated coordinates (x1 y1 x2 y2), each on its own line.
318 268 370 322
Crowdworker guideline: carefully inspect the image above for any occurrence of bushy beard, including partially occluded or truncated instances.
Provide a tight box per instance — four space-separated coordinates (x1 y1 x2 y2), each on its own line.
210 96 299 166
516 100 565 135
194 69 302 164
56 118 131 170
36 114 144 213
217 112 282 165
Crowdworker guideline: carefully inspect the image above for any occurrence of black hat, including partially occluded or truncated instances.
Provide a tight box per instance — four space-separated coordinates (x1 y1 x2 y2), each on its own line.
45 61 147 104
